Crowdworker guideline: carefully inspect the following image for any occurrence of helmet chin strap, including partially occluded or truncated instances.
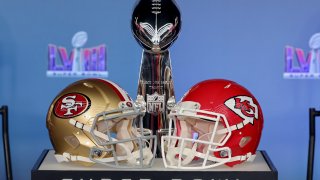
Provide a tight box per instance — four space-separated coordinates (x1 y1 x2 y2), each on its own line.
163 118 244 169
127 147 154 166
55 147 154 167
55 152 128 163
164 137 255 169
166 141 198 166
115 120 134 155
58 119 153 167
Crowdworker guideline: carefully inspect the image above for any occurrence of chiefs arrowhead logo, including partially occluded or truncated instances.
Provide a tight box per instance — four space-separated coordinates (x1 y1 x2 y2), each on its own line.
224 96 258 124
54 93 91 118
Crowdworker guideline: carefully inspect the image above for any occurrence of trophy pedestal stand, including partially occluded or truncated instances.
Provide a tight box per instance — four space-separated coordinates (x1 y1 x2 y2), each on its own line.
31 150 277 180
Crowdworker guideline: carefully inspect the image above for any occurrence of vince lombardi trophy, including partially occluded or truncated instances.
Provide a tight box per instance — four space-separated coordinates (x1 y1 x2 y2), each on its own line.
131 0 181 156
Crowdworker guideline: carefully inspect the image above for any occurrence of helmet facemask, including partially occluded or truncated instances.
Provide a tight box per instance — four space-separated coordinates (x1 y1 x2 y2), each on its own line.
69 101 157 168
161 101 232 169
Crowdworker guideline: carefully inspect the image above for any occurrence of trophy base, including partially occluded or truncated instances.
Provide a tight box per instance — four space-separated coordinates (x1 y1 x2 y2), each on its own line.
31 149 278 180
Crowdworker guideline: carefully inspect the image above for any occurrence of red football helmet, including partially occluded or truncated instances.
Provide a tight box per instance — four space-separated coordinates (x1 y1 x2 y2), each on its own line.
161 79 263 169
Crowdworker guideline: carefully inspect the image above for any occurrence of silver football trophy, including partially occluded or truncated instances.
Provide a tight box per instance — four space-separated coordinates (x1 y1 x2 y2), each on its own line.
131 0 181 156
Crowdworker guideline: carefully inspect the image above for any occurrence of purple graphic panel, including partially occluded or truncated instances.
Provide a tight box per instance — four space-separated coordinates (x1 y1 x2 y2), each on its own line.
47 44 108 77
284 46 318 79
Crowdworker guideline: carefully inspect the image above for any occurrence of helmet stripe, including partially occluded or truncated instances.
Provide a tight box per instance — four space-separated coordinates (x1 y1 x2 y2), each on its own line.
96 79 127 101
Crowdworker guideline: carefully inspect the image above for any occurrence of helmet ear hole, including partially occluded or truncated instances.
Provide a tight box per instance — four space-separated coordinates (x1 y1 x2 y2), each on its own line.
64 135 80 149
239 136 252 148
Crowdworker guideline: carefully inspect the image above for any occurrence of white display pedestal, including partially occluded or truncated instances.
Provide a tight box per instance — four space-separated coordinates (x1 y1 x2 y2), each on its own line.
31 150 277 180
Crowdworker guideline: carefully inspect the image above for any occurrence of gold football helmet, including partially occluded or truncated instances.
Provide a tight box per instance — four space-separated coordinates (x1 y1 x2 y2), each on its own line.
46 78 156 168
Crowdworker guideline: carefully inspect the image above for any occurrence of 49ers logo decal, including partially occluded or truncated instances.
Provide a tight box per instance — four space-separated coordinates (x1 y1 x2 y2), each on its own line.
224 96 258 124
54 93 91 118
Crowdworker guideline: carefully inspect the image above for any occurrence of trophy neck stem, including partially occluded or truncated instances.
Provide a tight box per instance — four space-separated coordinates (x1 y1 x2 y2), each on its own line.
143 50 170 59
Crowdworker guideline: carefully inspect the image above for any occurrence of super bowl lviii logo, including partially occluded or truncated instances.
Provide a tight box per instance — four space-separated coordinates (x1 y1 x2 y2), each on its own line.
284 33 320 79
47 31 108 77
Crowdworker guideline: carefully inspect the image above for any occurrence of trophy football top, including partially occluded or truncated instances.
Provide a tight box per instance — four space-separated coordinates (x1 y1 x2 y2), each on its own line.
71 31 88 48
131 0 181 53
